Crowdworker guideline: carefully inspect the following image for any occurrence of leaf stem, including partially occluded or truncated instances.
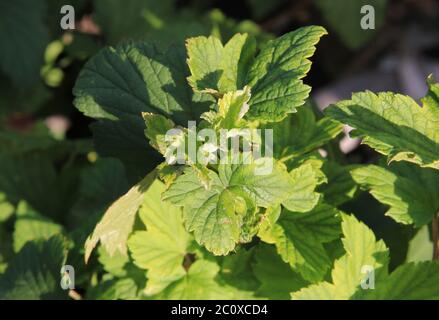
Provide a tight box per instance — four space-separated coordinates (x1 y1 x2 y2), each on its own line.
433 213 439 260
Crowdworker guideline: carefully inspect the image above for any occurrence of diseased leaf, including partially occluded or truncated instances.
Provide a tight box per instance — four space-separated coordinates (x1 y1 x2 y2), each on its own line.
326 79 439 169
163 168 240 255
163 159 294 255
351 163 439 226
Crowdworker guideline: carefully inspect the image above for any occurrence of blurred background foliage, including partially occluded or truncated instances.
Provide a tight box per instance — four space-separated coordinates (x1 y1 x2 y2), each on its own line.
0 0 438 298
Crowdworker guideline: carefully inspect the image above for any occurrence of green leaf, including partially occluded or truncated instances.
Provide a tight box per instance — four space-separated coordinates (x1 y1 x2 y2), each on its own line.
246 26 327 121
70 158 129 227
94 0 175 45
259 204 341 282
315 0 388 49
186 33 256 94
155 260 232 299
326 79 439 169
0 154 65 219
0 236 68 299
292 214 388 300
406 226 433 263
97 246 130 278
128 180 190 295
73 42 212 180
272 106 343 160
351 163 439 226
0 130 57 154
218 157 294 208
220 248 259 292
282 163 322 212
252 244 308 299
87 277 142 300
353 261 439 300
162 168 244 255
163 160 294 255
0 0 49 87
318 161 357 206
13 202 63 253
0 193 14 223
84 170 157 262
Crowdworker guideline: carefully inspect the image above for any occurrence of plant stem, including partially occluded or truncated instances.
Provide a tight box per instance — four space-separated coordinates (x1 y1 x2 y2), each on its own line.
433 213 439 260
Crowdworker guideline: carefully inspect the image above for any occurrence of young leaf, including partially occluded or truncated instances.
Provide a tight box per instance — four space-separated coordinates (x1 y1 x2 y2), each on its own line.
351 163 439 226
259 204 341 282
142 113 175 154
292 214 389 300
186 26 326 121
186 33 256 94
215 86 251 129
325 78 439 169
246 26 327 121
84 170 157 262
128 180 190 295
